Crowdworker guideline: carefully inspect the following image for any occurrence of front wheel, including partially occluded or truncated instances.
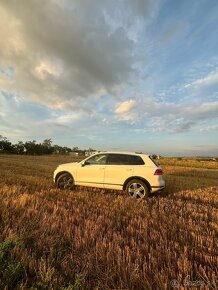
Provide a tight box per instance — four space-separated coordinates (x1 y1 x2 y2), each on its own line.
126 179 149 200
56 173 74 190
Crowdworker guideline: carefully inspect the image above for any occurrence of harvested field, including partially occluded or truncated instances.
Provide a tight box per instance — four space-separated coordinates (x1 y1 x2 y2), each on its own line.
0 154 217 289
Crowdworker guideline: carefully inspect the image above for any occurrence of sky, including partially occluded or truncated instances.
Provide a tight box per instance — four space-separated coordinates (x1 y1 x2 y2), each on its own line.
0 0 218 156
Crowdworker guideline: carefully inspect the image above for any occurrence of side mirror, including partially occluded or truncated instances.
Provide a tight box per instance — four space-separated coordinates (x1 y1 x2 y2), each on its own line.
81 161 90 167
81 161 86 167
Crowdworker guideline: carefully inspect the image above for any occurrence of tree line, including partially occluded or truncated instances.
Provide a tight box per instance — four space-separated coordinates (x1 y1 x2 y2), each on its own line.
0 136 83 155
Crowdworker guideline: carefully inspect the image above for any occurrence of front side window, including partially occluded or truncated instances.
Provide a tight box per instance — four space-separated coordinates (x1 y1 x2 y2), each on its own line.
107 154 129 165
85 154 107 165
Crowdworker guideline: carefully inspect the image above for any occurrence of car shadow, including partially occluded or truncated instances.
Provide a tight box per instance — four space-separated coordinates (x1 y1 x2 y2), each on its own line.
148 189 170 198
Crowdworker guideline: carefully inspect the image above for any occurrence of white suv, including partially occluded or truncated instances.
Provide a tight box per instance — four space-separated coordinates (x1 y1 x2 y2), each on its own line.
53 152 165 199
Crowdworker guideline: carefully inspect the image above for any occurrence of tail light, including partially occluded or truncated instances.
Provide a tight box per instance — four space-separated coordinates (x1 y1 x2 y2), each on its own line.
154 168 163 175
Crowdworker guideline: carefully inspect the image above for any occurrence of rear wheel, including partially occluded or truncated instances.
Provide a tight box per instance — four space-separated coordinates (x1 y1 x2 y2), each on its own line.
56 173 74 190
126 179 149 200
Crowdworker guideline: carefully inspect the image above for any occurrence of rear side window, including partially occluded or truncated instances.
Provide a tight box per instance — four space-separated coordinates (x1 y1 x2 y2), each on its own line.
107 154 144 165
128 155 145 165
149 155 159 167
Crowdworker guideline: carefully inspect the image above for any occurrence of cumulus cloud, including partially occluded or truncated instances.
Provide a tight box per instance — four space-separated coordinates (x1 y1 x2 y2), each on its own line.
115 99 138 122
157 101 218 132
115 99 137 113
0 90 98 143
114 97 218 133
0 0 152 111
0 0 217 153
33 61 63 81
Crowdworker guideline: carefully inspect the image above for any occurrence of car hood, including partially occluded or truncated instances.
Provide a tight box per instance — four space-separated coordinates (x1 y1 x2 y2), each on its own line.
58 162 79 167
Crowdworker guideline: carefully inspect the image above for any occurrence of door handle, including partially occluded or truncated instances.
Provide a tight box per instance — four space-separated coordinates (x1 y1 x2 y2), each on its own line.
99 168 105 170
126 169 133 171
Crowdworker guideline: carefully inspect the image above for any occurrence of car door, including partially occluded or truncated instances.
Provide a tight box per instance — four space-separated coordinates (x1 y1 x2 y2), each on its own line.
75 154 108 188
104 154 134 189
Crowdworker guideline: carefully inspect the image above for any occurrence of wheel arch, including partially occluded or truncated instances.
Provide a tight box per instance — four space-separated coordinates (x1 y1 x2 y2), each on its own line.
123 176 151 192
55 171 74 183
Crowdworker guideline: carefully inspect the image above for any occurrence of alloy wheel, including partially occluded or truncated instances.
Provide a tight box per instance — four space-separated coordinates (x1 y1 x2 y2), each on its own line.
128 182 147 199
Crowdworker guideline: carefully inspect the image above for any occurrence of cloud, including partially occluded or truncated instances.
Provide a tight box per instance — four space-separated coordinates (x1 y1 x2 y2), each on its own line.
187 101 218 119
159 101 218 133
0 0 217 155
0 66 14 79
185 71 218 88
115 99 141 122
115 99 137 113
0 0 153 112
102 118 109 124
0 89 95 143
114 97 218 133
33 61 63 80
199 124 218 132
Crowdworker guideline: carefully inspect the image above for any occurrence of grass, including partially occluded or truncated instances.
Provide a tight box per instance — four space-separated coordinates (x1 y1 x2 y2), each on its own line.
160 157 218 169
0 154 217 289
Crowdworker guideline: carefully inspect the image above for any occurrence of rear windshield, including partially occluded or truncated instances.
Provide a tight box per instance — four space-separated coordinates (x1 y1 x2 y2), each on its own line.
149 155 159 167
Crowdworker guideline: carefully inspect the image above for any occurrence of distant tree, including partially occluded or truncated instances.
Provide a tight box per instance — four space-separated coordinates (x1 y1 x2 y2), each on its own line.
0 135 79 156
0 135 14 153
14 141 25 154
53 145 61 154
42 138 52 147
41 138 54 154
53 144 71 155
62 146 72 154
24 140 37 155
72 147 79 152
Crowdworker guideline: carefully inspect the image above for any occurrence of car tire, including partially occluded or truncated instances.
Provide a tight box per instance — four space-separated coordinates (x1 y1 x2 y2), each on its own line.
126 179 149 199
56 173 74 190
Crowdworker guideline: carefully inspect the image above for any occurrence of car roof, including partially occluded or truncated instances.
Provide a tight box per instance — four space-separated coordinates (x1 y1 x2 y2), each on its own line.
94 151 150 157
